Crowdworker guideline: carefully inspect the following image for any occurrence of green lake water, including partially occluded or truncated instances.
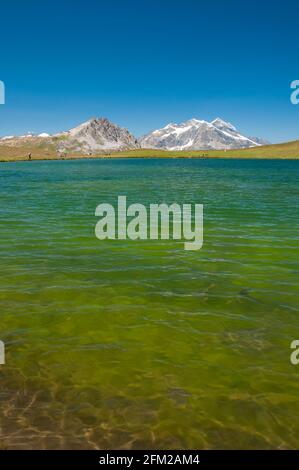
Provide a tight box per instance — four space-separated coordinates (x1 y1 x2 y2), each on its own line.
0 158 298 449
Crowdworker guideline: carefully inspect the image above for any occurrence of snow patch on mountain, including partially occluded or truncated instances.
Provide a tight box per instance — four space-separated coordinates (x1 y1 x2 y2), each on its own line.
38 132 50 138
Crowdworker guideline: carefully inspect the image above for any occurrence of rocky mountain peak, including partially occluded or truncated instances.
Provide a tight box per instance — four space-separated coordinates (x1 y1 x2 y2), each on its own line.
58 117 140 153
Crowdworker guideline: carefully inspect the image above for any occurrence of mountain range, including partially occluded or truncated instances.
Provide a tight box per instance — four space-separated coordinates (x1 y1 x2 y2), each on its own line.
0 117 269 153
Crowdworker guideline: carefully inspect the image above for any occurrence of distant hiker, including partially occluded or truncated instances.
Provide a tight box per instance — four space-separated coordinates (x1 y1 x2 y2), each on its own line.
28 153 32 160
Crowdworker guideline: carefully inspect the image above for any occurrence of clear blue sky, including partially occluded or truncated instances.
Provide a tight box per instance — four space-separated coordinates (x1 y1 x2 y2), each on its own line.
0 0 298 142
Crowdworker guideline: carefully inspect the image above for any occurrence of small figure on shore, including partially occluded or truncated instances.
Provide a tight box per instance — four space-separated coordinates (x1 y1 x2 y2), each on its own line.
28 153 32 160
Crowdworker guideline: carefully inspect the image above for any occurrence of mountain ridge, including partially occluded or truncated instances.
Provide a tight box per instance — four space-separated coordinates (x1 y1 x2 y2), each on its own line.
0 116 270 153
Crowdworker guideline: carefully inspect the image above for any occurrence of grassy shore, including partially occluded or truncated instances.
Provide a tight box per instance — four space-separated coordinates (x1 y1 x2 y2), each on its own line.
1 139 299 162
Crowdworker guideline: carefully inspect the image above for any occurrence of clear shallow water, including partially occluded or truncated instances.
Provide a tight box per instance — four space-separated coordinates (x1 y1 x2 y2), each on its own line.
0 158 299 449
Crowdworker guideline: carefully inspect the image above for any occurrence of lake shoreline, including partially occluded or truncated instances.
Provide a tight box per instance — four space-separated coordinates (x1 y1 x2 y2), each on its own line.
1 141 299 162
1 153 299 163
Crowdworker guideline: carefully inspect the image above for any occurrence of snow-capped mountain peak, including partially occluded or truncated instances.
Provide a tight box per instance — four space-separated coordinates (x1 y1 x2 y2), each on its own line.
140 117 266 150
